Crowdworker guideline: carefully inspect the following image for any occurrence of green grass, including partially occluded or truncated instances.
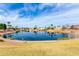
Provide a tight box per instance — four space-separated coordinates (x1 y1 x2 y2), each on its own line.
0 40 79 56
57 38 69 40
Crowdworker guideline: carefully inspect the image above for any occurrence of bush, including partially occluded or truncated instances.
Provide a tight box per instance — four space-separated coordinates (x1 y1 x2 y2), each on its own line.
0 39 4 42
57 38 69 40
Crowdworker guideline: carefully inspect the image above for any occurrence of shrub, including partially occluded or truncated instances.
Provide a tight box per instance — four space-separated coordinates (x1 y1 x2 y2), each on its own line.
57 38 69 40
0 39 4 42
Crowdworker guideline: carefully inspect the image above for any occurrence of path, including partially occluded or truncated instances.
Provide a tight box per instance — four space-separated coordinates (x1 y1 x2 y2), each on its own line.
0 37 26 45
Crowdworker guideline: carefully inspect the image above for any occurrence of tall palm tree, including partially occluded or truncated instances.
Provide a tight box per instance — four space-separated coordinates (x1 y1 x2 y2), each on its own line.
50 24 54 29
7 21 12 29
34 25 37 29
51 24 53 26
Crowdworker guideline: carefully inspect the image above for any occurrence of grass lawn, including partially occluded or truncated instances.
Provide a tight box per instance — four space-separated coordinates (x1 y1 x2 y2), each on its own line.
0 40 79 56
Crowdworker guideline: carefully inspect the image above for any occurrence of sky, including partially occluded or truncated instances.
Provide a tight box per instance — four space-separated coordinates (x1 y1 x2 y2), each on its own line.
0 3 79 28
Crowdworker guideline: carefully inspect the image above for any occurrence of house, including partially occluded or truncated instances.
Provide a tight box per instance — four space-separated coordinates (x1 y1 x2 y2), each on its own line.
70 25 79 30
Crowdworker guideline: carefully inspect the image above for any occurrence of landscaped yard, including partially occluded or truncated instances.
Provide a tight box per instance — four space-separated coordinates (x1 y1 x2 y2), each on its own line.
0 40 79 56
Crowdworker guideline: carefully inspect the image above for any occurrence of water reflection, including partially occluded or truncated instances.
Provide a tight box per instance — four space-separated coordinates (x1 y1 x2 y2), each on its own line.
33 31 37 34
3 34 12 38
47 32 54 37
3 32 68 41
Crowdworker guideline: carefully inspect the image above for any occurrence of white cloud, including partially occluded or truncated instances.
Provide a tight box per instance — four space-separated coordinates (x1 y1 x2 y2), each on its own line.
0 3 79 28
27 4 79 27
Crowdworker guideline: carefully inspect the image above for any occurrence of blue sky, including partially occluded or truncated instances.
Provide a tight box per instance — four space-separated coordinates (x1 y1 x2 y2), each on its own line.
0 3 79 28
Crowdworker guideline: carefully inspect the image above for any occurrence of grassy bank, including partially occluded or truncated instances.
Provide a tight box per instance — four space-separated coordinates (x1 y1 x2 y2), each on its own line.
0 40 79 56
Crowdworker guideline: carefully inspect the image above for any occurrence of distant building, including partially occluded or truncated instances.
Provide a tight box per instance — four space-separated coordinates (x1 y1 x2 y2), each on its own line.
70 25 79 29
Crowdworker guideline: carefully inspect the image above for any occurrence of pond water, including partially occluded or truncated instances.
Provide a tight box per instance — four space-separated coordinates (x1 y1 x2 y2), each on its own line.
3 32 68 41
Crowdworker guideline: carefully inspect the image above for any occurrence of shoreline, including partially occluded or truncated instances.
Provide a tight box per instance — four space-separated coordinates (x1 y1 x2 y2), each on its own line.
0 37 26 45
0 37 78 43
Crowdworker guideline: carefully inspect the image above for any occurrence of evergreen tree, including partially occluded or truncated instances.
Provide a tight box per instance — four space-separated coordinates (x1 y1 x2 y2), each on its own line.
0 23 7 30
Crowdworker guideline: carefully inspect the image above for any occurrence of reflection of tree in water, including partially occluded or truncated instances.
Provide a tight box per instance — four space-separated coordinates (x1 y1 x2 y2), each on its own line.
47 32 55 37
47 32 69 40
3 34 12 38
33 31 37 34
3 34 7 38
50 32 55 37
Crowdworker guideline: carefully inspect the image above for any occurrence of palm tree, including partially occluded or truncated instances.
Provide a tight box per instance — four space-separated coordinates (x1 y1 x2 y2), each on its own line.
7 21 12 29
70 25 74 29
34 25 37 29
50 24 54 29
51 24 53 26
7 21 10 25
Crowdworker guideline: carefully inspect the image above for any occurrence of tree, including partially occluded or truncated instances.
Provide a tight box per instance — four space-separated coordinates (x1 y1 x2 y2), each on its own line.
70 25 74 29
51 24 53 26
34 25 37 29
50 24 54 29
7 21 10 25
7 21 12 29
0 23 7 30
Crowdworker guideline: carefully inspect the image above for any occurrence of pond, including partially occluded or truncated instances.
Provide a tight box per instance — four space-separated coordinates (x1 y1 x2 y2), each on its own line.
3 32 68 41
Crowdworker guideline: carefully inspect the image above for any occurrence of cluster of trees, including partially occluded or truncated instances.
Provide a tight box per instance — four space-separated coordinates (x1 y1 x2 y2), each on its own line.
0 21 12 30
0 21 76 31
0 23 7 30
